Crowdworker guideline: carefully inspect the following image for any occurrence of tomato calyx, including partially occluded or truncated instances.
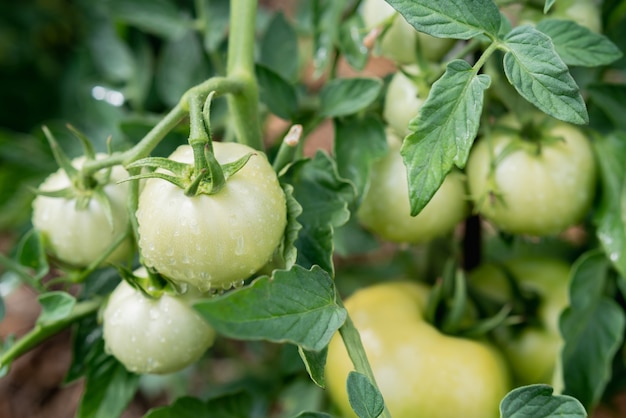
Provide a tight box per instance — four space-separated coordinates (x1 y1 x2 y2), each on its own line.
117 264 188 299
34 125 119 226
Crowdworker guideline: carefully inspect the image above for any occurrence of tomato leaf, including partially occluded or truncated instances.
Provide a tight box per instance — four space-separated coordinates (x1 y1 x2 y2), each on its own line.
298 345 328 388
200 0 229 52
16 229 49 281
347 371 385 418
544 0 556 13
155 29 211 107
255 64 299 120
194 265 347 352
535 19 623 67
295 413 333 418
279 183 303 270
311 0 349 77
500 384 586 417
334 116 388 201
283 152 355 274
384 0 501 39
401 59 489 215
501 25 588 125
560 251 626 411
106 0 190 40
260 12 299 82
592 132 626 277
86 20 134 83
65 315 102 383
77 340 140 418
338 15 369 72
145 392 255 418
36 291 76 325
319 78 383 118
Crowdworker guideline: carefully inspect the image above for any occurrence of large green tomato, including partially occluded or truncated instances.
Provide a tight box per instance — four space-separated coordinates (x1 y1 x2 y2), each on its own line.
383 67 425 137
361 0 454 64
325 281 511 418
469 257 571 386
137 142 287 292
31 154 132 267
466 113 596 236
102 268 216 374
358 133 469 244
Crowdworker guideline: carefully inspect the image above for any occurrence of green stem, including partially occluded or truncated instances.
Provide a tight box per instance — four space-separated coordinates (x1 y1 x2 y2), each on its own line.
226 0 263 150
337 297 393 418
0 298 102 369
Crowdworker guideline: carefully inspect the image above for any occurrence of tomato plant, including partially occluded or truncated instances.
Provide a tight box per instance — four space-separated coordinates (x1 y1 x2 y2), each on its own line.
102 268 216 374
469 257 571 387
466 113 597 236
325 281 511 418
0 0 625 418
358 132 468 244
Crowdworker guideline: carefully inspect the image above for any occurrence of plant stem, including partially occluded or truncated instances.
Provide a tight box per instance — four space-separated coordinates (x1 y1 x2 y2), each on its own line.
0 298 102 369
337 297 393 418
226 0 263 150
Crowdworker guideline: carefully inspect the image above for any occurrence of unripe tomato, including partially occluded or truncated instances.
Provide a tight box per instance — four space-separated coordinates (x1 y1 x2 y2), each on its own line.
136 142 287 292
358 133 469 244
102 268 216 374
31 155 131 267
466 113 596 236
361 0 454 64
325 281 511 418
383 67 425 137
469 257 571 386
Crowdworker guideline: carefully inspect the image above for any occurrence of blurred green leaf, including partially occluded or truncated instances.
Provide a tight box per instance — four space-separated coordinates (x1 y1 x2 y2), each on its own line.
278 183 303 271
560 251 625 411
338 15 369 72
16 229 48 281
312 0 349 77
86 21 134 83
124 35 154 111
156 30 211 107
65 315 102 383
295 413 333 418
37 292 76 325
201 0 230 52
145 392 255 418
260 12 299 82
256 64 298 120
107 0 190 39
77 340 140 418
536 19 622 67
385 0 501 39
588 84 626 132
282 152 355 274
347 371 385 418
592 132 626 277
333 115 387 200
500 384 586 417
402 59 489 215
319 78 382 118
194 265 347 352
275 378 325 418
298 346 327 388
502 25 588 125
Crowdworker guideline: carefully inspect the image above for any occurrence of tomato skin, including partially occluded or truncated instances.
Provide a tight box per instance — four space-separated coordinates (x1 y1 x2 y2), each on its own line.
136 142 287 292
31 155 131 267
469 257 571 386
102 268 216 374
383 68 425 137
325 281 511 418
361 0 454 64
358 133 469 244
466 114 596 236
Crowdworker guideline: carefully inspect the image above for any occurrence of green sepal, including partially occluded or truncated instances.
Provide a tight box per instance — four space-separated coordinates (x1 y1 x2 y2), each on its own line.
42 125 79 179
125 157 190 177
458 304 513 338
91 189 115 229
117 265 168 299
202 146 226 195
120 172 186 189
30 186 76 200
221 152 254 181
66 124 96 161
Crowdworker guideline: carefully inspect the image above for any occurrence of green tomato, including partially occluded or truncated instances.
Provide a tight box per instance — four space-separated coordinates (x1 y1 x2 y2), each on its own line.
466 114 596 236
361 0 454 64
469 257 571 386
137 142 287 292
383 67 425 137
102 268 216 374
325 281 511 418
358 133 469 244
31 155 131 267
